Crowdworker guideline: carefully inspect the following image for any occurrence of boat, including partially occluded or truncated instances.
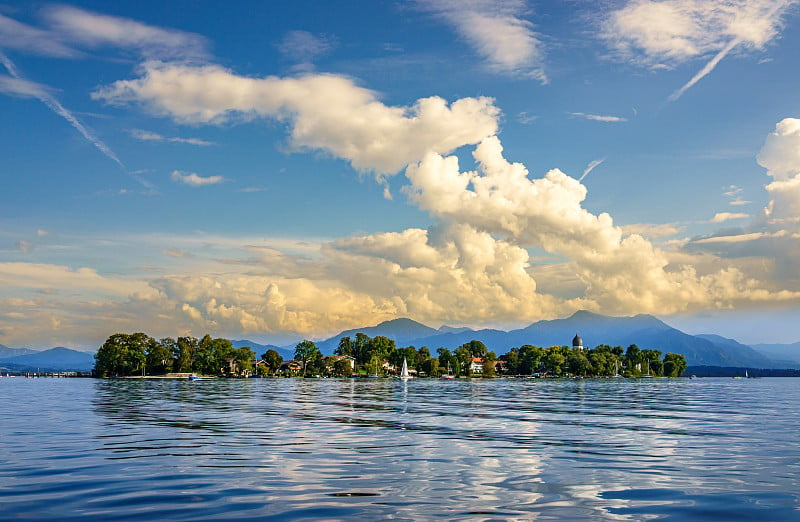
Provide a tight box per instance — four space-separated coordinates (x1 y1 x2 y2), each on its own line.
399 358 411 380
188 373 203 381
441 362 455 379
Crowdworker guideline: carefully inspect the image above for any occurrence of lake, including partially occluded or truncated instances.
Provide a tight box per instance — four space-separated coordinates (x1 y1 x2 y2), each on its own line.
1 377 798 520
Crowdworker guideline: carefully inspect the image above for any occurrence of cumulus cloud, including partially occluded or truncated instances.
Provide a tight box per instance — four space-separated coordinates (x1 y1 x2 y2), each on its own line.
171 170 226 186
404 136 798 314
569 112 627 123
93 64 500 175
602 0 796 99
129 128 215 146
414 0 547 81
686 118 800 286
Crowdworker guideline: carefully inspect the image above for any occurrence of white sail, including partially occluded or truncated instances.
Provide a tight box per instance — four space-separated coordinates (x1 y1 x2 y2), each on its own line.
400 358 410 379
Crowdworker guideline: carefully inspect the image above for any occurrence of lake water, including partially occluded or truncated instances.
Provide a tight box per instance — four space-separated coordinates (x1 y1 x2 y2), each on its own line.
1 377 799 520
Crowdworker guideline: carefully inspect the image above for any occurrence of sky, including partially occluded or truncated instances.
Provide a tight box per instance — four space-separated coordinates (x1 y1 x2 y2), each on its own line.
2 0 800 350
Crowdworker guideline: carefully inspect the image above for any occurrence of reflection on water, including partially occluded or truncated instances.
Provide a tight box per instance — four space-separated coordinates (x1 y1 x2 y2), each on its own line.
1 377 799 519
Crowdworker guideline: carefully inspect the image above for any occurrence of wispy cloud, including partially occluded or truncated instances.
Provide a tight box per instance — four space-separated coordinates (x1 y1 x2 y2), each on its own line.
277 30 335 65
42 5 209 61
569 112 627 123
0 13 77 57
602 0 797 100
711 212 750 223
0 51 127 172
171 170 227 186
162 249 194 258
414 0 547 81
129 129 215 146
579 158 605 182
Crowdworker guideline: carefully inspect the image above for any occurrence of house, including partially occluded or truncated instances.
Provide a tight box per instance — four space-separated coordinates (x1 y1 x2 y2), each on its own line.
323 355 355 370
470 358 484 374
278 360 303 375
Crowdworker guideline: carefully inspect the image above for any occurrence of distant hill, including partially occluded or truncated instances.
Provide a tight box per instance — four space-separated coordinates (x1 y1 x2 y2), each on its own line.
750 342 800 365
232 340 293 360
0 344 37 359
316 318 440 353
0 347 95 371
314 311 788 368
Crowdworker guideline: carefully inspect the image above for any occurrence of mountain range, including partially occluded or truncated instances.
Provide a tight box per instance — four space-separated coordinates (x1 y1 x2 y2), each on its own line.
3 311 799 371
309 311 796 368
0 346 95 372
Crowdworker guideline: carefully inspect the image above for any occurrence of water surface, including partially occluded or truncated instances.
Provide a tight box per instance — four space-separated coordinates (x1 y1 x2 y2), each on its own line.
1 377 798 520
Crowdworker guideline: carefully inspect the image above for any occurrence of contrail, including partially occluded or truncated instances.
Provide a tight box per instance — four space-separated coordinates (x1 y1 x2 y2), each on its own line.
579 158 605 182
1 51 126 169
668 38 740 102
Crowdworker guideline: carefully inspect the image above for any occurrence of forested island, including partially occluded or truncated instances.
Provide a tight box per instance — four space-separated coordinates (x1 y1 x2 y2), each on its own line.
93 331 687 379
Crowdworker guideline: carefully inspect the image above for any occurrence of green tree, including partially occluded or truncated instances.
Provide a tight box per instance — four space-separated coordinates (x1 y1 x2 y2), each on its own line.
294 340 321 377
146 337 173 375
354 333 371 365
625 344 642 375
335 336 353 357
234 346 255 375
663 353 687 377
94 333 151 376
519 345 545 375
211 337 235 375
543 346 566 375
175 336 197 373
454 346 472 376
261 349 283 375
437 348 455 375
333 358 353 377
420 357 439 377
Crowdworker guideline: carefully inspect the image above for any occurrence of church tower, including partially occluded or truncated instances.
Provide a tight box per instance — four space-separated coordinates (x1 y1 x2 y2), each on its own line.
572 333 584 351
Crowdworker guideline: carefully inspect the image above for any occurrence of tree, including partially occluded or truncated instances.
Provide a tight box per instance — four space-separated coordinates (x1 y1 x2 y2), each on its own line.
262 349 283 375
94 333 152 376
333 358 353 377
294 340 321 377
437 347 455 375
211 337 235 375
454 346 472 376
146 337 173 375
459 340 487 358
233 346 255 375
663 353 687 377
335 336 353 357
354 333 371 365
625 344 642 375
519 345 545 375
175 336 197 373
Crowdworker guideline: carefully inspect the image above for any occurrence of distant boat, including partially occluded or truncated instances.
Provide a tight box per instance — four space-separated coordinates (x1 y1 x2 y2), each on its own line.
399 358 411 380
188 374 203 381
441 363 455 379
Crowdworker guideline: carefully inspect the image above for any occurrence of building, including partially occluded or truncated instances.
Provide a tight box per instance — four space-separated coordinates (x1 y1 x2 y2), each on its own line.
572 333 584 350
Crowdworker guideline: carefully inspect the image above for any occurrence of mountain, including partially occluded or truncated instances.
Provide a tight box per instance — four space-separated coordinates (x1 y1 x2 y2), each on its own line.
314 311 786 368
750 342 800 365
317 318 440 353
0 344 37 359
231 340 294 360
0 347 95 371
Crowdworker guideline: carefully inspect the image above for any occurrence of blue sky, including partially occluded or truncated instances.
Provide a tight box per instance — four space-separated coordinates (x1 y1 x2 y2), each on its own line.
2 0 800 349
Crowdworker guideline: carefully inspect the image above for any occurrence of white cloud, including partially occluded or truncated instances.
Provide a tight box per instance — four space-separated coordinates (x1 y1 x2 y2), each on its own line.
579 158 605 182
0 74 50 98
711 212 750 223
602 0 797 99
569 112 627 123
403 136 797 314
129 128 215 146
414 0 547 81
42 5 209 60
93 64 500 175
0 13 76 57
278 30 335 64
171 170 226 186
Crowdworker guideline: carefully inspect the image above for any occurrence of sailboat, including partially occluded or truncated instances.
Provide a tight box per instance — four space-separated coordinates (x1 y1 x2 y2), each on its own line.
399 357 411 380
441 362 455 379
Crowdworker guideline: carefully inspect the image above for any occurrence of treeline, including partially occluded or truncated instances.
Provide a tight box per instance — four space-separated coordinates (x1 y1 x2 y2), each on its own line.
94 333 255 377
94 331 688 379
501 343 687 377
